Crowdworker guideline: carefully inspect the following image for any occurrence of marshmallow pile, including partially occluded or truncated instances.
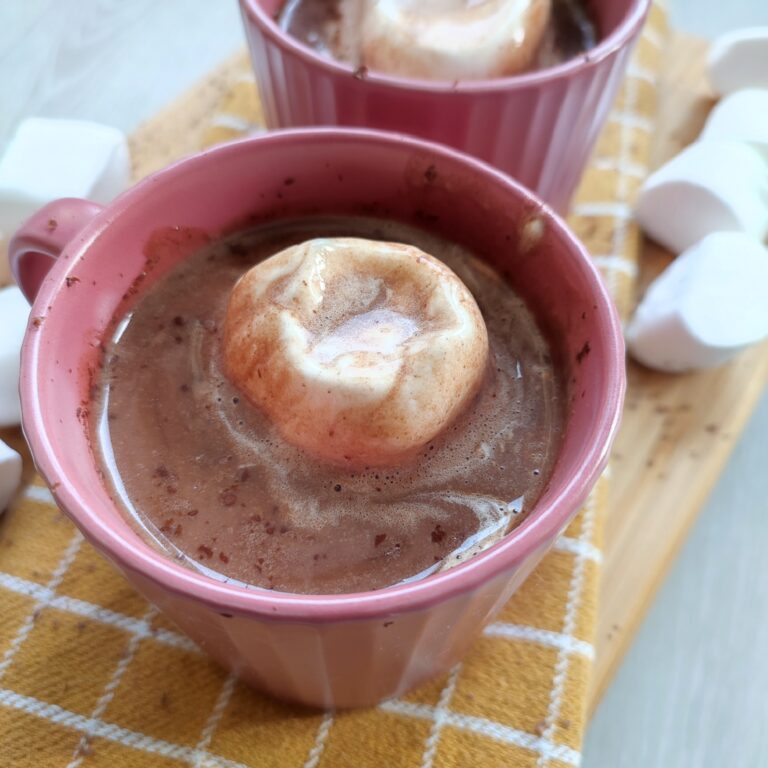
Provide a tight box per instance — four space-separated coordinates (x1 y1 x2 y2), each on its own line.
360 0 552 80
223 237 489 467
629 27 768 372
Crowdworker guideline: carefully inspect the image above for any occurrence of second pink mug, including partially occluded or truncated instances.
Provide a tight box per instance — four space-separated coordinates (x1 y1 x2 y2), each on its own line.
240 0 651 212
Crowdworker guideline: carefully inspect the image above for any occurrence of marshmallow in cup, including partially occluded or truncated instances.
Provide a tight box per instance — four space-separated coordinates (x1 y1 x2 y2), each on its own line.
360 0 552 81
223 237 489 467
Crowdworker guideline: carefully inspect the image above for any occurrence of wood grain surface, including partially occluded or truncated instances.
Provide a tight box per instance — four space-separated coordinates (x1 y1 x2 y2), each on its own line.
588 34 768 712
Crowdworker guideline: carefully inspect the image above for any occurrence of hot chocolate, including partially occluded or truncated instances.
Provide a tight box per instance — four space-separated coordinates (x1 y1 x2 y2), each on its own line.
92 216 565 594
278 0 597 80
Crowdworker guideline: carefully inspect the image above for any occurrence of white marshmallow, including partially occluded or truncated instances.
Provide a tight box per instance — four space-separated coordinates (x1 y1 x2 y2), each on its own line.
635 140 768 254
224 237 489 467
626 232 768 372
360 0 551 81
0 439 22 513
0 286 30 427
0 118 130 251
708 27 768 96
700 89 768 160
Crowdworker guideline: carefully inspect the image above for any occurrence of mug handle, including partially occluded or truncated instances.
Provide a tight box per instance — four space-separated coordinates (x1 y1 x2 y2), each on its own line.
9 198 104 304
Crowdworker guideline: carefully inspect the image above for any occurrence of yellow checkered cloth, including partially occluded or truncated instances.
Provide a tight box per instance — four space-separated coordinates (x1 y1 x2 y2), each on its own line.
0 4 665 765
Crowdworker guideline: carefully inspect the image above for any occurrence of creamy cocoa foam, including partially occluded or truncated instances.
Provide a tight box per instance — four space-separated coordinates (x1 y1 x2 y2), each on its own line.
92 217 565 594
279 0 597 79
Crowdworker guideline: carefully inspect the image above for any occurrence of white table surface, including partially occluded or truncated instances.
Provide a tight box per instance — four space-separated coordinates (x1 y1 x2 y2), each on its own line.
1 2 766 766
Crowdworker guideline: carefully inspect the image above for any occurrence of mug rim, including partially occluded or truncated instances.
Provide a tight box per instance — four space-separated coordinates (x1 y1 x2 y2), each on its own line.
240 0 651 94
21 127 625 622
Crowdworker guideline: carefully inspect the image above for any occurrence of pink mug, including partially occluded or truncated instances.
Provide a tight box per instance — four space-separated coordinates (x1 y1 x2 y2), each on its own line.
240 0 651 213
10 129 624 708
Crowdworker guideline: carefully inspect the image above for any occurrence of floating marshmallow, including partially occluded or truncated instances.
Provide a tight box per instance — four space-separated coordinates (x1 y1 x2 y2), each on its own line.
708 27 768 96
0 117 130 260
700 89 768 159
224 237 489 467
360 0 551 80
626 232 768 372
0 439 22 513
635 140 768 254
0 286 30 427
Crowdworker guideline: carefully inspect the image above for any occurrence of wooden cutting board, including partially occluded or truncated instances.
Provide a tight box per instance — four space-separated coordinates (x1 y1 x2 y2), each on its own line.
587 34 768 713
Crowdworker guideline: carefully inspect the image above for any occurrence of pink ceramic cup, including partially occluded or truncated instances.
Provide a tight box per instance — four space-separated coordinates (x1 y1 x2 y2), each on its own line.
240 0 650 213
10 129 624 709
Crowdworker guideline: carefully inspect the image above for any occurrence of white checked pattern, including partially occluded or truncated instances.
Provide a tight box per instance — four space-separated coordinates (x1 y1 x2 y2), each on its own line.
380 699 583 767
66 606 159 768
193 672 238 768
592 158 647 178
625 63 658 85
608 111 654 133
483 623 595 661
0 483 600 767
571 202 634 219
578 36 661 302
0 568 200 655
303 712 334 768
0 530 84 681
0 688 252 768
536 495 598 768
419 665 463 768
